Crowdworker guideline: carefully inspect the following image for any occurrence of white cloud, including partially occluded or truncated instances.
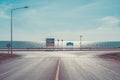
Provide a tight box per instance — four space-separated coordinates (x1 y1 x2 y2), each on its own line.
40 16 120 41
96 16 120 30
43 27 120 41
0 11 10 19
0 4 13 10
101 16 120 26
12 15 120 41
81 16 120 41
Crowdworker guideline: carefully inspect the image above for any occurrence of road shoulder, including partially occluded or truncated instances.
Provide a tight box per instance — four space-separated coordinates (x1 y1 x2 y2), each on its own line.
98 52 120 63
0 53 21 63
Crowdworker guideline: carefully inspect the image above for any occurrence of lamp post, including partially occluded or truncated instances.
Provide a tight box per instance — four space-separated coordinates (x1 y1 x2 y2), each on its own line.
10 6 28 55
80 35 83 50
61 40 63 50
57 39 59 50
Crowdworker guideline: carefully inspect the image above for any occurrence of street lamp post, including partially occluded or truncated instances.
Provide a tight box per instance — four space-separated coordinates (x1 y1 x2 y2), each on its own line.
61 39 63 48
57 39 59 50
61 40 63 50
10 6 28 55
80 35 83 50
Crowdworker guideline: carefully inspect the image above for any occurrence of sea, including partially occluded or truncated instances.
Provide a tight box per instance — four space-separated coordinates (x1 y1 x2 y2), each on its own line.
0 41 44 48
0 41 120 48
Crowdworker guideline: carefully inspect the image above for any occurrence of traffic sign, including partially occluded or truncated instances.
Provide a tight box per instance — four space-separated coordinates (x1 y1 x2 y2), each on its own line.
66 42 74 46
46 38 55 46
7 43 11 48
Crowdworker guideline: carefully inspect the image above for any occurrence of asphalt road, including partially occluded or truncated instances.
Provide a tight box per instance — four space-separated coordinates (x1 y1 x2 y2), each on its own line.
0 51 120 80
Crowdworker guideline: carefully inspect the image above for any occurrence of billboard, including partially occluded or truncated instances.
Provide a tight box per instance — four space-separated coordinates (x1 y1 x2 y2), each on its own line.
46 38 55 47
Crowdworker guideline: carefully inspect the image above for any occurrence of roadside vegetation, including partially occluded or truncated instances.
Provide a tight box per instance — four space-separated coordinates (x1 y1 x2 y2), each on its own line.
0 53 20 63
99 52 120 61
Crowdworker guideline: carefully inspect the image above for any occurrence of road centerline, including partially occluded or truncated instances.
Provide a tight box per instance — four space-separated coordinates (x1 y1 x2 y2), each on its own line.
55 59 60 80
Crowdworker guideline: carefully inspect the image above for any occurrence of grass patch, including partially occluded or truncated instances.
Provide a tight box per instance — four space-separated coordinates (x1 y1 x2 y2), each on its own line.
99 52 120 61
0 53 21 62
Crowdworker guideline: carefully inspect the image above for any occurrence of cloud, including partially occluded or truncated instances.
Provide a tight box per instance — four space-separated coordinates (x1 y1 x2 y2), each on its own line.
96 16 120 30
81 16 120 41
0 11 10 19
0 4 13 10
44 27 120 41
0 4 13 19
101 16 120 26
0 1 120 41
12 9 120 41
41 16 120 41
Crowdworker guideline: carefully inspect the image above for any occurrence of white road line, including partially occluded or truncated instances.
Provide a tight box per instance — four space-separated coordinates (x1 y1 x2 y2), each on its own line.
55 59 60 80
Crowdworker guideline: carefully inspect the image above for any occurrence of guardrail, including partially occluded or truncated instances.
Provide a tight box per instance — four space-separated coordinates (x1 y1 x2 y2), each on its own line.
0 48 120 51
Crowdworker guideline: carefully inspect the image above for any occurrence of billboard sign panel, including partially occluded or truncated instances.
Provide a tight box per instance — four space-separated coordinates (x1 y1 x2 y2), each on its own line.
46 38 55 47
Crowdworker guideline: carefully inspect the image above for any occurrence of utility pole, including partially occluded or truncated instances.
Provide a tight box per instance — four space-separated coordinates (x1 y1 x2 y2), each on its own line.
57 39 59 50
61 40 63 50
10 6 28 55
80 35 83 50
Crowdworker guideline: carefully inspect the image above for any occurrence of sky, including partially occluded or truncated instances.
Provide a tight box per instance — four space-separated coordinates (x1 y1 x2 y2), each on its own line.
0 0 120 42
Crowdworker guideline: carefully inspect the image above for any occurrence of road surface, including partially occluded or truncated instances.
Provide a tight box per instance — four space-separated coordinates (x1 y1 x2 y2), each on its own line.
0 51 120 80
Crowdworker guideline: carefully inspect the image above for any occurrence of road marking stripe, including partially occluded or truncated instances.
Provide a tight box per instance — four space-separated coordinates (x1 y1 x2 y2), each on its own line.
55 59 60 80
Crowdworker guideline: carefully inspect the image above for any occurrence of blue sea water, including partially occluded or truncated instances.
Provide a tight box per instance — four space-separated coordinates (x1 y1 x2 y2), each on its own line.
0 41 44 48
82 41 120 48
0 41 120 48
